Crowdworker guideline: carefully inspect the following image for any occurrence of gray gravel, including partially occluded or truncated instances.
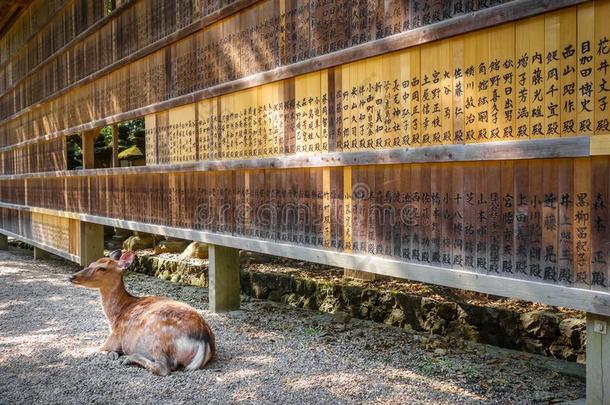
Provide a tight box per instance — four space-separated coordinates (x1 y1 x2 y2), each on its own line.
0 248 585 404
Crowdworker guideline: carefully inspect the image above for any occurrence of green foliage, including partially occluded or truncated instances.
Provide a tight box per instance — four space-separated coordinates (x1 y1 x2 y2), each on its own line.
303 327 321 336
66 135 82 170
66 118 145 170
119 119 145 150
417 357 455 375
106 0 116 15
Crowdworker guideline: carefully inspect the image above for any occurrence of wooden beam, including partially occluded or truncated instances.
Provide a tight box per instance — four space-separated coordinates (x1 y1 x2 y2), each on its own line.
33 246 49 260
208 244 240 312
79 221 104 267
586 313 610 404
111 124 119 168
81 130 97 170
0 137 592 180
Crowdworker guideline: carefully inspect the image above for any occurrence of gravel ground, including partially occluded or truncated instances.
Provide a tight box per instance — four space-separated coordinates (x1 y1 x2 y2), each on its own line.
0 248 585 404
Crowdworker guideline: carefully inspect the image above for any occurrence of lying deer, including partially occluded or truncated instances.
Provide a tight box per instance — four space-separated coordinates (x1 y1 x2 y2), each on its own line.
69 249 215 376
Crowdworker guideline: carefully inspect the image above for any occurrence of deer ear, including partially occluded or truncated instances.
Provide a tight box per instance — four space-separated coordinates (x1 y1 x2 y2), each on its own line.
117 251 135 270
108 249 122 261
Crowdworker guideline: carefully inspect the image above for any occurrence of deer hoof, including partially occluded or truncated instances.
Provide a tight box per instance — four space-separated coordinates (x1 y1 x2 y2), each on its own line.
106 351 120 361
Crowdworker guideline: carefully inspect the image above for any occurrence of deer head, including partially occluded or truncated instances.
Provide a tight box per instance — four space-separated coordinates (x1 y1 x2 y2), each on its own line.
69 250 135 290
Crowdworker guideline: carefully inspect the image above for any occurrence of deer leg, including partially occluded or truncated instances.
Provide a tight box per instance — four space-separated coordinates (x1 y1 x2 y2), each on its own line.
99 333 122 360
122 353 170 376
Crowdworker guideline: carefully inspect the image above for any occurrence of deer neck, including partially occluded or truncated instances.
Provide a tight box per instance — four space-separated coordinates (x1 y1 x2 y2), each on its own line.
99 278 136 329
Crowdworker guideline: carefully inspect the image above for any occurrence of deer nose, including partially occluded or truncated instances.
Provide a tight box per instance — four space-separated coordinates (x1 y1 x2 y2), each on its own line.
68 274 77 283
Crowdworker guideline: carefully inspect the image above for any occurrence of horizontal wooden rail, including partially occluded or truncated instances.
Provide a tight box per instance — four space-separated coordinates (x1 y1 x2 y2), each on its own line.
0 137 592 180
0 226 80 262
1 200 609 316
0 0 588 152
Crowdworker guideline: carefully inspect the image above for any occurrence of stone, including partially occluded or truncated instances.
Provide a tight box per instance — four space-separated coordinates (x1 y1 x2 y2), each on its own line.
302 296 317 310
558 318 586 349
520 311 560 341
446 320 479 341
521 337 546 355
433 348 447 356
393 292 422 329
549 343 578 362
317 283 340 314
423 315 447 335
385 308 406 327
283 293 303 307
154 240 188 255
123 235 154 251
239 250 274 265
127 252 586 363
340 285 363 307
180 242 209 260
437 302 458 321
333 310 352 324
252 283 269 299
267 290 283 302
114 228 132 237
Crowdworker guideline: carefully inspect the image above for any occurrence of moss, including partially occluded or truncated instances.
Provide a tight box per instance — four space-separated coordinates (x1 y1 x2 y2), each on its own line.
117 145 144 160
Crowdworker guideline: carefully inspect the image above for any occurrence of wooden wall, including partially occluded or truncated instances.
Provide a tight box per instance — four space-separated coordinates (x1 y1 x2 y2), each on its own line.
0 207 80 260
0 0 528 148
1 0 610 314
0 157 608 291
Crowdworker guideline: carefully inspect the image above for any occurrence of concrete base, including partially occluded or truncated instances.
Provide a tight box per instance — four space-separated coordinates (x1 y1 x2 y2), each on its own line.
33 247 49 260
586 313 610 404
208 245 240 312
0 234 7 250
79 222 104 267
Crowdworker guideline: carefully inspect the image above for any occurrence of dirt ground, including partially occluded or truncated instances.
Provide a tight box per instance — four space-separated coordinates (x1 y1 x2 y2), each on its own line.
0 248 585 404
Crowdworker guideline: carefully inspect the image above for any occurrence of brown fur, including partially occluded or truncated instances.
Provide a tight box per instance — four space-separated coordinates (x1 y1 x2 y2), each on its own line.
70 254 215 376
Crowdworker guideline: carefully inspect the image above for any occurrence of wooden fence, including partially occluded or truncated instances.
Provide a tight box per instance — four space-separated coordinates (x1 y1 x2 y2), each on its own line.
3 1 610 399
0 0 610 313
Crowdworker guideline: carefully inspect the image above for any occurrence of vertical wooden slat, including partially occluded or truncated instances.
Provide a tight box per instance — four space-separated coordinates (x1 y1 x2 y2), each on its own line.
573 157 591 287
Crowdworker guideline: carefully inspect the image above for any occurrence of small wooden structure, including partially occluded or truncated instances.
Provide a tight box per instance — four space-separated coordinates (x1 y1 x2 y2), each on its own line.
0 0 608 401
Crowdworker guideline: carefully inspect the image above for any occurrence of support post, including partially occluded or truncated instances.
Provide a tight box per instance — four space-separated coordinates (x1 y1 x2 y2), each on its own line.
33 247 49 260
586 313 610 404
0 234 8 250
79 222 104 267
82 130 97 169
111 124 120 168
344 268 386 281
208 245 240 312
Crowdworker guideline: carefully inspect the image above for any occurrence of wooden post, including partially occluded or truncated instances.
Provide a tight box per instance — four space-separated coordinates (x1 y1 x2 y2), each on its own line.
208 244 240 312
79 222 104 267
82 130 97 169
33 246 49 260
586 313 610 404
344 268 384 281
0 234 7 250
111 124 120 168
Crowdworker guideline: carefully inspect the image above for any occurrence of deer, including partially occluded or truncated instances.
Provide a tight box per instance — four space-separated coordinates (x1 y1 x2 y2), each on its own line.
69 249 215 376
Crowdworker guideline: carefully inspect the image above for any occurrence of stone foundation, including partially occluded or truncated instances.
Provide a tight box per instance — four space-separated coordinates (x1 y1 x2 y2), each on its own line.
132 254 208 287
129 253 586 362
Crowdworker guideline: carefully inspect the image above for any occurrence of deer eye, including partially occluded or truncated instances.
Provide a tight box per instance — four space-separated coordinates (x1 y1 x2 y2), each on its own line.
96 267 106 272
